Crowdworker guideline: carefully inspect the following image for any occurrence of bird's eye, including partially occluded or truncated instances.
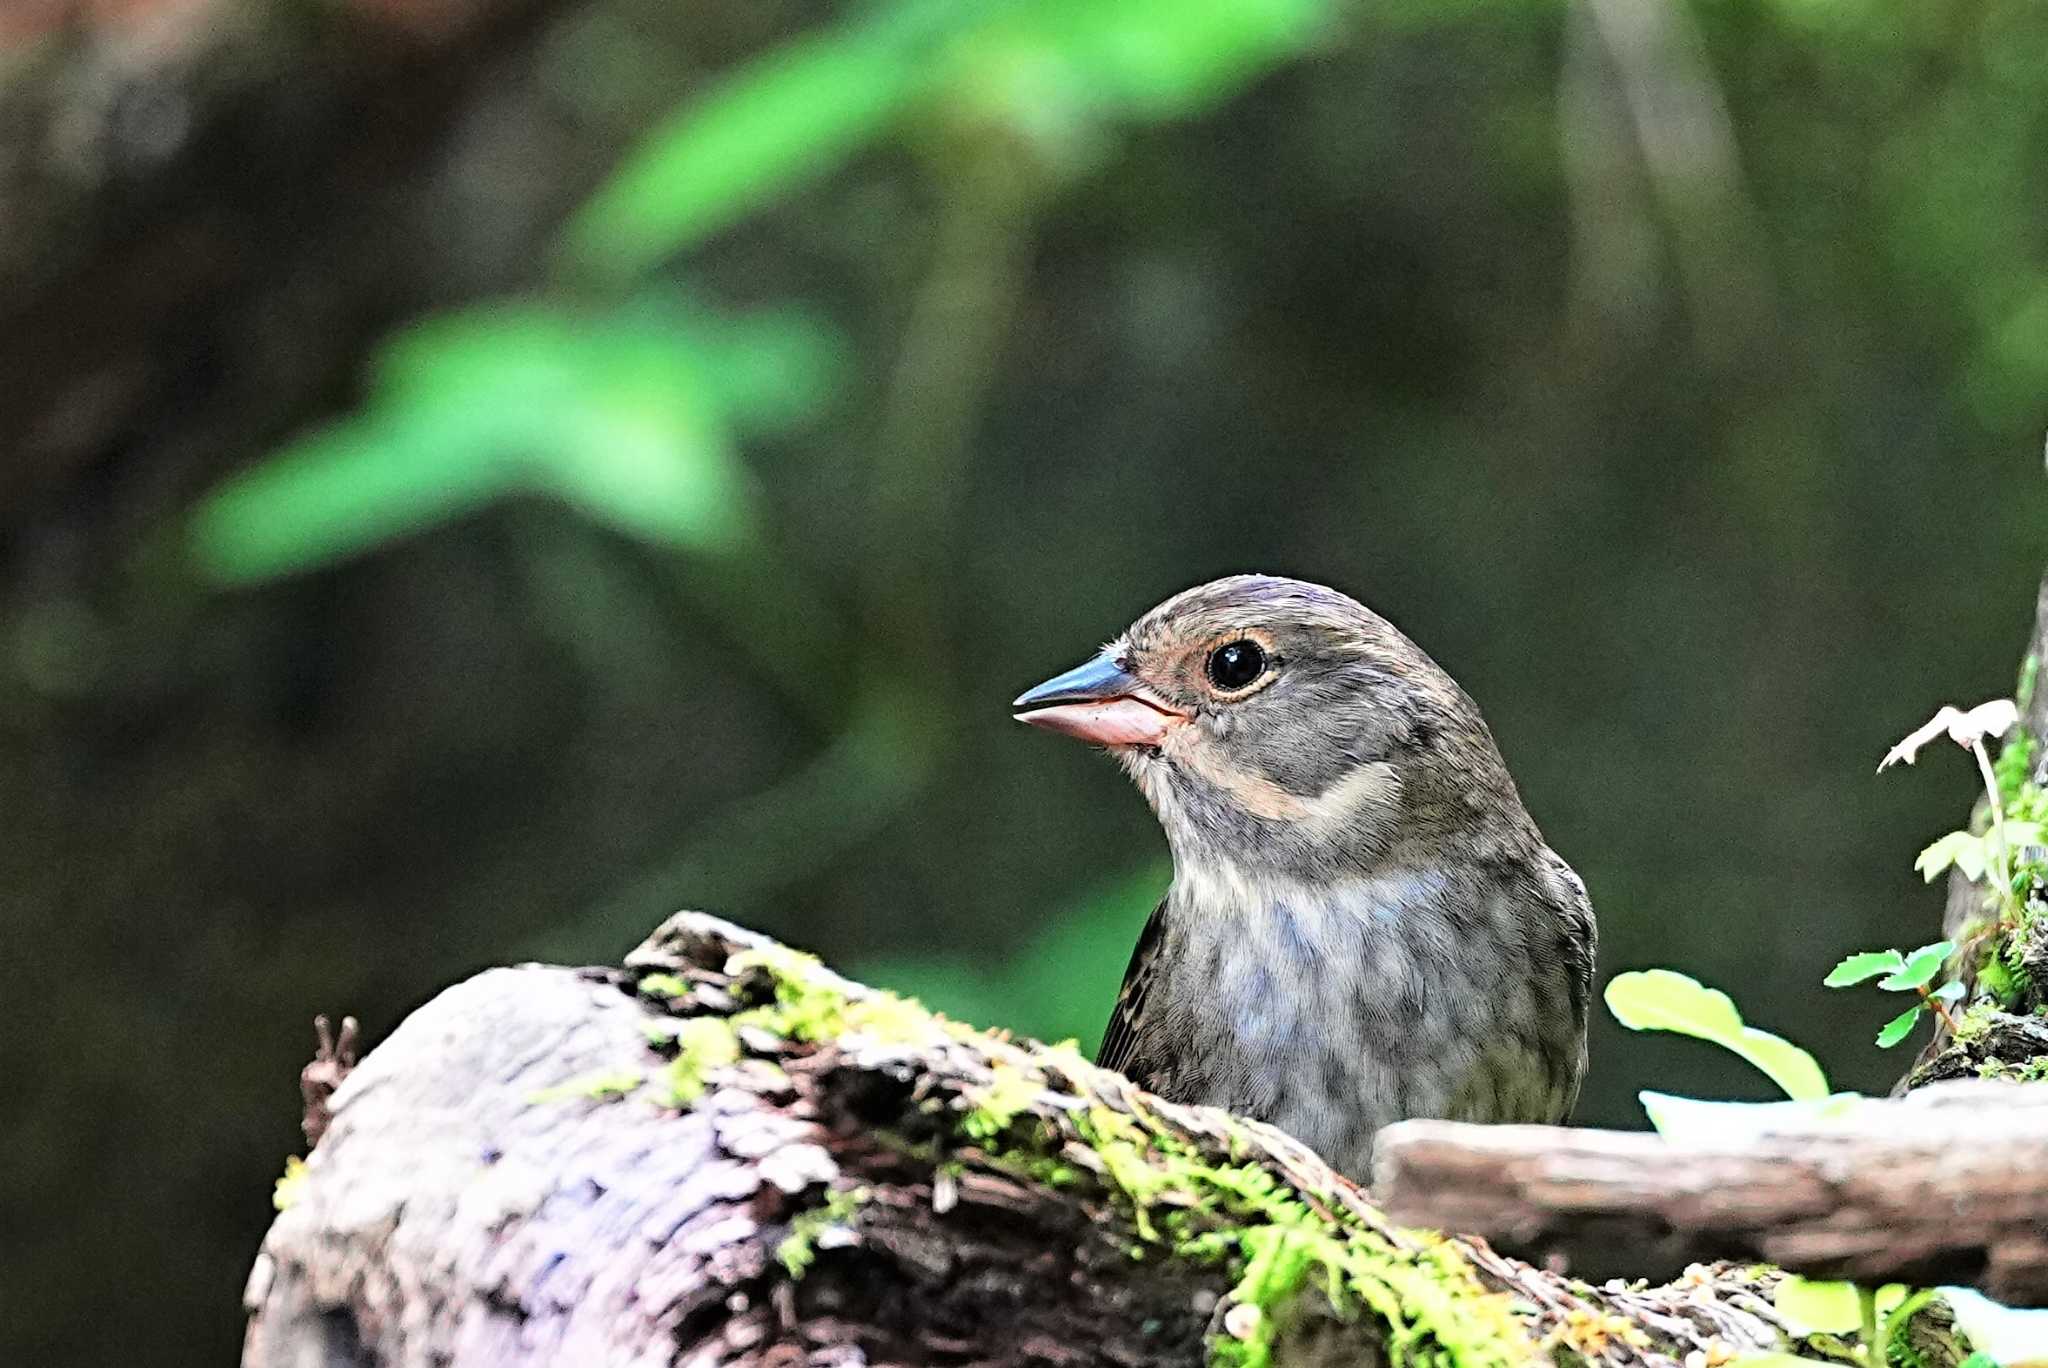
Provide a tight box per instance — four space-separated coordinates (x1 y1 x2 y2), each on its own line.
1206 639 1267 692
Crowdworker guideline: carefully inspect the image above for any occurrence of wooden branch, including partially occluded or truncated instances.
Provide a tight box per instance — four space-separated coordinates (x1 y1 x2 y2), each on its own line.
244 914 1906 1368
1374 1088 2048 1305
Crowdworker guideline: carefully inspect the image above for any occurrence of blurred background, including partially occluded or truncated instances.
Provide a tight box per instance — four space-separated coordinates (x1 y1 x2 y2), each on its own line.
5 0 2046 1360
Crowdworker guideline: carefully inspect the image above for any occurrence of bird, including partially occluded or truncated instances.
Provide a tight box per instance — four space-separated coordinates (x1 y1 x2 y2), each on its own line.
1011 574 1595 1177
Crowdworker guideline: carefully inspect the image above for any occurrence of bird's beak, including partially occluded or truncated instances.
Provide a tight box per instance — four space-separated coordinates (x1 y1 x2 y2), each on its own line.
1012 653 1190 748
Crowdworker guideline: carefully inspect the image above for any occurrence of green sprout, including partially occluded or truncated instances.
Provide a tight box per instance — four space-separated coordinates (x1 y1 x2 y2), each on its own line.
1822 942 1961 1048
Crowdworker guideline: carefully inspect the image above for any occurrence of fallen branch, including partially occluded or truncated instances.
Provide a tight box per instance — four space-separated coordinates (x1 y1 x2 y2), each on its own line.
244 913 1908 1368
1373 1087 2048 1304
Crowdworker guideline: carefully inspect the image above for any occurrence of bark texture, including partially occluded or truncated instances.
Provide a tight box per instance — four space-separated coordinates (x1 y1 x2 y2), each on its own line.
245 913 1901 1368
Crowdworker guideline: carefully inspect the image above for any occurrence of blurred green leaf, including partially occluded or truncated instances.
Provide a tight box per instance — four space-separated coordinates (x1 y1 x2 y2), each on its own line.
567 0 1333 281
667 306 848 432
564 3 961 278
1875 1003 1924 1048
2001 819 2045 850
1876 940 1953 991
543 374 747 550
1605 969 1830 1101
1915 831 1988 883
1635 1090 1862 1140
961 0 1325 121
1931 981 1966 1004
189 409 517 584
1823 949 1904 987
189 300 853 584
1772 1277 1864 1335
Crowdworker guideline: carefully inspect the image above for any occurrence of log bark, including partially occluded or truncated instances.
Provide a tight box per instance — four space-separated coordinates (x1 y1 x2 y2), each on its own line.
1372 1087 2048 1304
245 913 1901 1368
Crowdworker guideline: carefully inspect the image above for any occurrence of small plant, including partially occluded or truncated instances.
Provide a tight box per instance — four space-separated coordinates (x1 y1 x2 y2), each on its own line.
1606 692 2043 1368
1822 941 1962 1048
1881 697 2036 930
1876 693 2048 1017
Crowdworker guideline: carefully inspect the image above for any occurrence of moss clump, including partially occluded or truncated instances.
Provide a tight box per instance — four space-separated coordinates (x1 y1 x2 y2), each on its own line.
1046 1106 1531 1368
725 945 939 1047
961 1062 1041 1141
637 972 690 999
666 1017 741 1104
776 1185 870 1277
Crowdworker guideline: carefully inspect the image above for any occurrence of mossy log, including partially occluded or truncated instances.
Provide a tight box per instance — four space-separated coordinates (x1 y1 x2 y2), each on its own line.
245 913 1967 1368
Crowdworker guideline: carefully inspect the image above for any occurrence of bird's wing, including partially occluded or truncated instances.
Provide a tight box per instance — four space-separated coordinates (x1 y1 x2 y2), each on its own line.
1094 897 1168 1081
1537 848 1599 1115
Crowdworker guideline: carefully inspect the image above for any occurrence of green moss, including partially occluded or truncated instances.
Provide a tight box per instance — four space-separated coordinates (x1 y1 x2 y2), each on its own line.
637 971 690 999
666 1017 741 1104
1977 1054 2048 1082
1978 954 2024 1009
961 1062 1043 1141
776 1184 870 1277
999 1105 1536 1368
527 1068 646 1104
725 944 939 1047
1994 726 2036 805
1950 1001 2001 1042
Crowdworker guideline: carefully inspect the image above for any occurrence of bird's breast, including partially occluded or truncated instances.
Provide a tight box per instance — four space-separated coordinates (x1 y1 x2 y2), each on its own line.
1150 864 1581 1175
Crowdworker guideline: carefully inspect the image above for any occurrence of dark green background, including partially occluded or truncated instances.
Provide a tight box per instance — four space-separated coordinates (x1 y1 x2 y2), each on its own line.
7 0 2046 1362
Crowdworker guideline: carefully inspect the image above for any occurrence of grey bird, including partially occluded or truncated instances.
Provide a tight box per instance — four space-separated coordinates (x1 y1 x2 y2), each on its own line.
1012 574 1595 1177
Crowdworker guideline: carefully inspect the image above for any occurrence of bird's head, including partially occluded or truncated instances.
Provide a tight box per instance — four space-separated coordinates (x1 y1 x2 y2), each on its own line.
1013 574 1529 877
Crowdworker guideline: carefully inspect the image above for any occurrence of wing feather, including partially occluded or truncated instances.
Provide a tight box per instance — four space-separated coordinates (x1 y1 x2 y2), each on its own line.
1094 898 1168 1083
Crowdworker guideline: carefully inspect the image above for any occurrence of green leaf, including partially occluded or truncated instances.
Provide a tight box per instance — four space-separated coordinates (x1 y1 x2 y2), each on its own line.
1773 1277 1864 1335
957 0 1327 124
1876 1003 1925 1048
540 372 755 551
564 6 951 279
1604 970 1830 1101
1955 1354 1998 1368
1725 1357 1848 1368
1635 1090 1862 1141
1999 818 2045 851
1877 940 1954 991
1823 949 1904 988
1931 981 1967 1004
1916 830 1989 882
189 301 818 584
189 407 518 583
